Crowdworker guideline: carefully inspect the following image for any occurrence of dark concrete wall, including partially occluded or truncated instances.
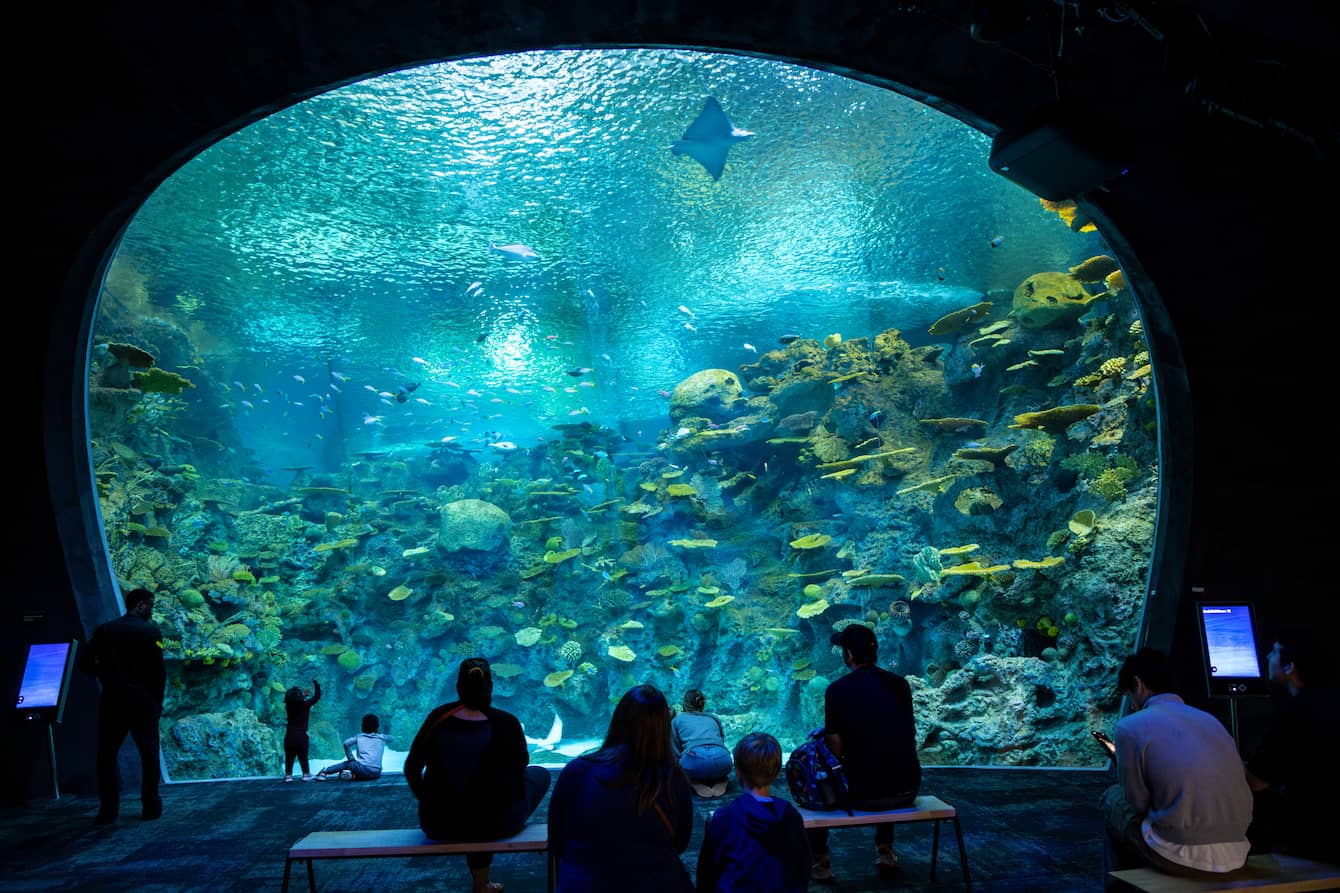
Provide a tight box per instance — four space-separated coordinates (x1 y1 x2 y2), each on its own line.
12 1 1334 798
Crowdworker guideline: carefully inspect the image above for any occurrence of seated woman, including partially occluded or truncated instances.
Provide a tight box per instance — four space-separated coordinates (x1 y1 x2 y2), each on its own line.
671 689 733 797
404 657 551 893
549 684 695 893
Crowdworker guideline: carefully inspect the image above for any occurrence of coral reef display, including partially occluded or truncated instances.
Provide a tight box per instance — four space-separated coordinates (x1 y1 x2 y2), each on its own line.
90 259 1156 778
83 50 1159 779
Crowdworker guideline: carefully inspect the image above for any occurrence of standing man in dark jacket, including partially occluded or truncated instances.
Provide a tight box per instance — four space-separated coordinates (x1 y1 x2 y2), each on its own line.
810 623 921 883
79 588 166 824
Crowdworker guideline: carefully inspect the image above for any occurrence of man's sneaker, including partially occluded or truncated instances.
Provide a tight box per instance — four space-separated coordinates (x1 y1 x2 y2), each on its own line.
314 773 328 781
811 855 834 884
283 775 294 783
301 774 316 782
340 770 354 781
876 844 899 873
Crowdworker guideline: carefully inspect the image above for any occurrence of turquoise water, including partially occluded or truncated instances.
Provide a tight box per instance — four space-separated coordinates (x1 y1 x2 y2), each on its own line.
91 49 1154 778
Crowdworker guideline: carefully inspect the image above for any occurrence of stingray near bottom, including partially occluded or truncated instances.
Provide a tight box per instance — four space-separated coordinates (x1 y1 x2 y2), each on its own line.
670 96 753 181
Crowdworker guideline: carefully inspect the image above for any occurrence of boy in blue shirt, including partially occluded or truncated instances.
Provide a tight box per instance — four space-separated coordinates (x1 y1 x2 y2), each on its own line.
696 732 811 892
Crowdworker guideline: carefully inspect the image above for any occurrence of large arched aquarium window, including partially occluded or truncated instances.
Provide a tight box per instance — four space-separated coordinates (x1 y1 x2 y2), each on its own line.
87 49 1156 780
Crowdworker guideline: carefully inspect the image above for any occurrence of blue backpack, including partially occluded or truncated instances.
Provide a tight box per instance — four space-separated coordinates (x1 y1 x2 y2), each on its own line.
784 727 851 813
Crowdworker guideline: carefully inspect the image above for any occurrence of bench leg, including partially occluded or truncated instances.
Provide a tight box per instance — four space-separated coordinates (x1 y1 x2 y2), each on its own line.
931 818 942 880
547 850 554 893
953 817 972 891
306 858 316 893
281 858 291 893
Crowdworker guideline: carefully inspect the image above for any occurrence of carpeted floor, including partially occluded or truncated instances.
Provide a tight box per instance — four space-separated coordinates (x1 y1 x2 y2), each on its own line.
0 766 1112 892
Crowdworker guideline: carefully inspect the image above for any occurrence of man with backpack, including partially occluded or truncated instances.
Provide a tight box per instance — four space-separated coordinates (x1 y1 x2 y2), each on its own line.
808 623 921 883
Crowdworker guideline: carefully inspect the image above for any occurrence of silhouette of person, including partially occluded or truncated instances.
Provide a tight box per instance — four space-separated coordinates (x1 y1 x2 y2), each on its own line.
78 587 166 823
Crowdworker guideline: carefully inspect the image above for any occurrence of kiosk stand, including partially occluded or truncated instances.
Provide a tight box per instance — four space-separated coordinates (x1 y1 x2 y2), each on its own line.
14 641 78 799
1193 595 1267 750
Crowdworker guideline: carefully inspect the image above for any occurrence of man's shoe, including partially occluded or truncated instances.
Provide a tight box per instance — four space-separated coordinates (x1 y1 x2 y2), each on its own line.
301 774 316 782
142 803 162 821
811 855 835 884
94 812 117 825
283 775 294 783
876 844 898 874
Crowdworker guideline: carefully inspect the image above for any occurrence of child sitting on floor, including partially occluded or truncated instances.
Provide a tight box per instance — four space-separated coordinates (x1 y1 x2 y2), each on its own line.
696 732 812 892
316 713 391 780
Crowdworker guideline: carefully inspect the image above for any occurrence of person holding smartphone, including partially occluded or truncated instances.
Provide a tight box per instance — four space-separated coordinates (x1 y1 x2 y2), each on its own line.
1100 648 1253 882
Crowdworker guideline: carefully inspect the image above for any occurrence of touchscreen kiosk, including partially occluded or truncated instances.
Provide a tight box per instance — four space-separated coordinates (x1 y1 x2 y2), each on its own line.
1195 602 1266 698
14 641 78 724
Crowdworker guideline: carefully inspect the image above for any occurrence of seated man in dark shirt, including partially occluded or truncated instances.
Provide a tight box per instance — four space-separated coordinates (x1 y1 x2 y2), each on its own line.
809 623 921 884
1245 629 1340 861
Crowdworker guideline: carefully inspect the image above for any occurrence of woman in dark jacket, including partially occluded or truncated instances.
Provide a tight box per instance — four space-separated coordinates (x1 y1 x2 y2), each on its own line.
405 657 550 893
549 683 695 893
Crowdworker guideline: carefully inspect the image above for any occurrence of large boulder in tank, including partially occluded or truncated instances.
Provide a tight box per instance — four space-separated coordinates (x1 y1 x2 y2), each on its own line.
438 499 512 553
166 707 281 779
669 369 746 423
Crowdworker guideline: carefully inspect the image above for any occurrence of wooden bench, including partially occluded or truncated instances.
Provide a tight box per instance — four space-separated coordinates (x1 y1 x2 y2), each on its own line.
281 824 551 893
796 794 971 890
1109 853 1340 892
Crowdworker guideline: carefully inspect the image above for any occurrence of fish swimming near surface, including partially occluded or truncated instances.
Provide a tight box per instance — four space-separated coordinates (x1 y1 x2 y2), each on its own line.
678 305 696 319
670 97 754 181
743 343 757 353
489 241 540 261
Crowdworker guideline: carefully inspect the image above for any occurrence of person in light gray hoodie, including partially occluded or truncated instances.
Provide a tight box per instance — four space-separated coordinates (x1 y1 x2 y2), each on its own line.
317 713 391 780
1101 648 1253 884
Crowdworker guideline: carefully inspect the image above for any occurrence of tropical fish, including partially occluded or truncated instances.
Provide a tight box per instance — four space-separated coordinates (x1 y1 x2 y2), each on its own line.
292 374 305 384
411 356 429 366
743 343 757 353
778 334 800 344
331 371 348 382
489 241 539 261
415 398 431 406
490 441 518 451
971 363 985 378
684 322 697 332
990 235 1005 248
240 400 255 410
567 367 593 376
363 415 383 425
364 385 378 393
465 281 483 296
670 97 753 181
678 304 696 319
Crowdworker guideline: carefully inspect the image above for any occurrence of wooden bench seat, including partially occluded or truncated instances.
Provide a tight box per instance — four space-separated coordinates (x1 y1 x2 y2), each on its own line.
1109 853 1340 893
796 794 971 890
282 823 551 893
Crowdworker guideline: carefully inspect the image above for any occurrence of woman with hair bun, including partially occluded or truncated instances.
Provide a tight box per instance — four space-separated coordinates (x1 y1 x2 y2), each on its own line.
672 688 733 797
549 683 694 892
405 657 551 893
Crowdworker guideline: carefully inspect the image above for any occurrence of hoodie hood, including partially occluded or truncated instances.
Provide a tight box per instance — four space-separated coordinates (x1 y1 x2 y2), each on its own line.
737 794 793 840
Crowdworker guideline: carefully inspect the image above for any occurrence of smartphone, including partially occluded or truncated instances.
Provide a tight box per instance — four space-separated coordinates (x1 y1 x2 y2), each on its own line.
1091 730 1116 759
